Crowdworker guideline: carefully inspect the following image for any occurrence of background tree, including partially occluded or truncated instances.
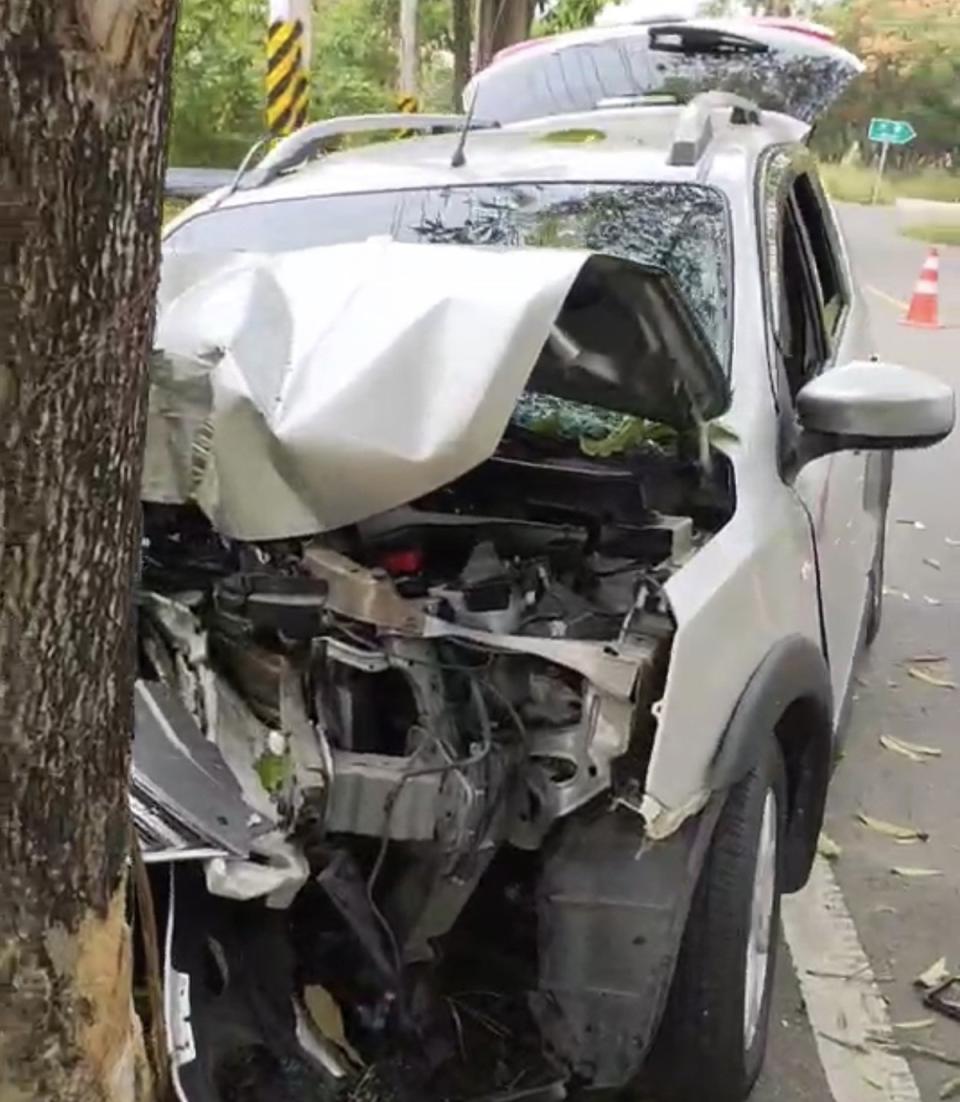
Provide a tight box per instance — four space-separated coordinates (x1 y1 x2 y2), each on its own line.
0 2 178 1099
452 0 472 103
816 0 960 164
170 0 466 166
476 0 537 68
538 0 610 32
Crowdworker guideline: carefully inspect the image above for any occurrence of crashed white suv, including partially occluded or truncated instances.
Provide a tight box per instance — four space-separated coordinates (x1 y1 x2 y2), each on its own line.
145 18 954 1102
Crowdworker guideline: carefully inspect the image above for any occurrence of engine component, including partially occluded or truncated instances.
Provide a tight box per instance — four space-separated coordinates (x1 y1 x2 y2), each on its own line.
303 545 424 632
325 750 461 843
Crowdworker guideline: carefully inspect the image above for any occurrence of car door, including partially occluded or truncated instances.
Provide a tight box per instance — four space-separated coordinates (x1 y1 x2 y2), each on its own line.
760 149 880 711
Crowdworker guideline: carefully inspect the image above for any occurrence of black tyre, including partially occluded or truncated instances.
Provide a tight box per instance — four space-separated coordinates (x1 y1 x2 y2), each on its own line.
645 740 787 1102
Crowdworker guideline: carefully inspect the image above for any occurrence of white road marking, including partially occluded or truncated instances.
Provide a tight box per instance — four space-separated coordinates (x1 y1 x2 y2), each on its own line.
781 856 922 1102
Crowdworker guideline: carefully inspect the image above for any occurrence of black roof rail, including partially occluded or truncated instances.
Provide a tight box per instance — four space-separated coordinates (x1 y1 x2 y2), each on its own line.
667 90 761 167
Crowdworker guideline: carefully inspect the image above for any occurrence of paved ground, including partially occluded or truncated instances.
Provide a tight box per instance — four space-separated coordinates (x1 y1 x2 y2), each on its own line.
748 205 960 1102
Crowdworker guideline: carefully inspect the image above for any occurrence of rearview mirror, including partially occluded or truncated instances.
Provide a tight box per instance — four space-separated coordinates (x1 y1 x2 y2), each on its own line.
796 360 954 460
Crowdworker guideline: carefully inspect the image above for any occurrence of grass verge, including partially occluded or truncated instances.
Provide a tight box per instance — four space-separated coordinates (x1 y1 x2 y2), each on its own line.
819 162 960 206
162 199 189 225
900 222 960 247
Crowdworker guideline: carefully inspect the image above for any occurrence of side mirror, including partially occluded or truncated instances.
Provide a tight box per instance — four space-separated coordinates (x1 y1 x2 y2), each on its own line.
796 360 955 460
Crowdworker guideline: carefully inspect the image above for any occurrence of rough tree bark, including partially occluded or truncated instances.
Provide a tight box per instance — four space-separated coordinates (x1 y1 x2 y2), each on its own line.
475 0 536 69
0 2 178 1100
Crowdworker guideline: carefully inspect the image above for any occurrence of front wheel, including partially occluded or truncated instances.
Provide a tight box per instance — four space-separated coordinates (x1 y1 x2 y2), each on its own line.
645 740 786 1102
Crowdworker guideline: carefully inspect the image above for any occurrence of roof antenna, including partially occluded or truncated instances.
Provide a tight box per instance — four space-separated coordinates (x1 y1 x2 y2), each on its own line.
451 87 480 168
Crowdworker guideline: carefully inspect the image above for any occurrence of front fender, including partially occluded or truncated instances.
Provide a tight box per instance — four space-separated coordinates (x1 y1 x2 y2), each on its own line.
710 634 832 791
710 634 833 892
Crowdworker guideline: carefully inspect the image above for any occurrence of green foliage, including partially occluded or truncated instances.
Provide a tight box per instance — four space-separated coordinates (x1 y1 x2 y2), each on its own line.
169 0 459 168
818 162 894 204
818 161 960 205
816 0 960 162
536 0 609 33
311 0 398 118
538 128 608 144
162 199 189 225
579 418 675 458
169 0 265 167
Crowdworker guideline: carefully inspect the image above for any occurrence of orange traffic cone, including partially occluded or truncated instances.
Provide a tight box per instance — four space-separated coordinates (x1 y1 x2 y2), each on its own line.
902 248 941 329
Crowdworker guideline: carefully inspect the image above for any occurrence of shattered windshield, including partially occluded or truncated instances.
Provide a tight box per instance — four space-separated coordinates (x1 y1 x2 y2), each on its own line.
166 181 732 365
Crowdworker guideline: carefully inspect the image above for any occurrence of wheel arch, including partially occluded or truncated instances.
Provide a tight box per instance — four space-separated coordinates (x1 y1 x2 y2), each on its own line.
709 634 833 892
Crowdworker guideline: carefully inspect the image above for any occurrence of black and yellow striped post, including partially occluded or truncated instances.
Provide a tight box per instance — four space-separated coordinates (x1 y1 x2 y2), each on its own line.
267 18 309 136
396 92 419 139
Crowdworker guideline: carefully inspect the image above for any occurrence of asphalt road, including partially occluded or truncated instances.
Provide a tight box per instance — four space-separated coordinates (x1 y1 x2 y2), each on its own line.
747 204 960 1102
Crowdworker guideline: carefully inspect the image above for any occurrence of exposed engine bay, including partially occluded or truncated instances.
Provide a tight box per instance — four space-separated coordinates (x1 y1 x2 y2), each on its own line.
136 430 732 1101
134 240 735 1100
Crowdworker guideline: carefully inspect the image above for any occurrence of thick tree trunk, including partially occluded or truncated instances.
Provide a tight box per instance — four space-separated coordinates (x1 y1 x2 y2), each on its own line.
452 0 472 106
0 2 178 1100
476 0 535 69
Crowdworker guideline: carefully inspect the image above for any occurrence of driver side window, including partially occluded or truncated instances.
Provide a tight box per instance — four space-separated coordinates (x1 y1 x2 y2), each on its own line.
776 195 829 399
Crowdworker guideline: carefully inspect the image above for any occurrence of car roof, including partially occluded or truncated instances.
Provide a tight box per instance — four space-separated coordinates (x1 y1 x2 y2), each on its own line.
192 104 807 217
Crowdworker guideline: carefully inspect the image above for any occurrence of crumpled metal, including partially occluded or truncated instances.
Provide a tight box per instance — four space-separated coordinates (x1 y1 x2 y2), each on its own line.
145 238 589 541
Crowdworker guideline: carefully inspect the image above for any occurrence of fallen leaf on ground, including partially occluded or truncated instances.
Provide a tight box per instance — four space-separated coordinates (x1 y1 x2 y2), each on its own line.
924 557 943 570
910 654 947 663
894 1019 936 1030
303 984 363 1065
888 736 942 758
817 1031 868 1054
858 813 929 842
897 519 927 529
818 832 842 860
884 586 911 600
925 596 944 606
908 665 957 690
946 537 960 547
917 958 953 990
940 1076 960 1099
862 1072 884 1091
891 866 943 877
880 735 926 763
886 1041 960 1070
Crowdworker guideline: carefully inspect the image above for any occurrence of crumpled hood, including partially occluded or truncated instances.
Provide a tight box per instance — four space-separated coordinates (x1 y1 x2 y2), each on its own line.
145 238 727 541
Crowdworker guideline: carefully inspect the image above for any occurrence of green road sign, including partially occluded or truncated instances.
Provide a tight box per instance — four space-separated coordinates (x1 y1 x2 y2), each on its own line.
868 117 916 145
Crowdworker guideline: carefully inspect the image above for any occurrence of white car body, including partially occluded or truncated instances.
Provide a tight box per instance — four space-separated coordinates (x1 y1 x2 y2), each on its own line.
145 18 953 1102
161 102 877 841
